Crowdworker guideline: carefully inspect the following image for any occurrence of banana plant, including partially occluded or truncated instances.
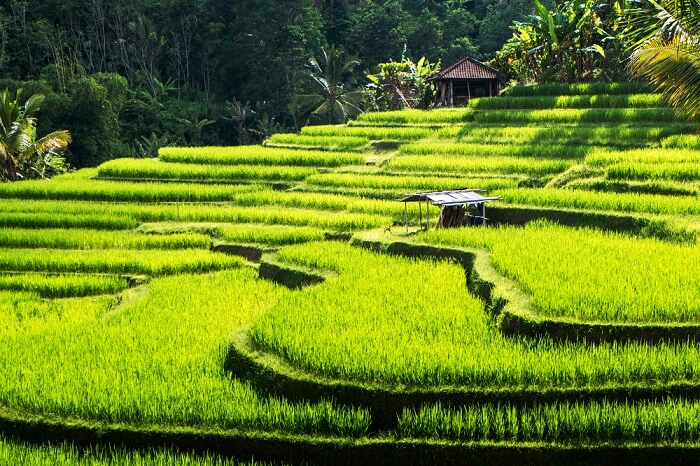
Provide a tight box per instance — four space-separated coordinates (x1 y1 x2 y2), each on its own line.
626 0 700 121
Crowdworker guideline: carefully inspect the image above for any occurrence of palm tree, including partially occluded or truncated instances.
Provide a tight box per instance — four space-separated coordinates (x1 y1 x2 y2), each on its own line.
290 45 364 128
0 88 71 181
626 0 700 121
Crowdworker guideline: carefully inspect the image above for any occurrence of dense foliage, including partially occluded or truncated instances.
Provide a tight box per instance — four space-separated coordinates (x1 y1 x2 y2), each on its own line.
0 0 537 168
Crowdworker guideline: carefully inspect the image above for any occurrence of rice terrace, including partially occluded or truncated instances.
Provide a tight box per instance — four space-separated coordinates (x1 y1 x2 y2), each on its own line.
2 78 700 464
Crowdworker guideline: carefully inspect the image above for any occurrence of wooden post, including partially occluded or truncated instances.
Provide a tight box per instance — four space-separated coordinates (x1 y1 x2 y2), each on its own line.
404 201 408 234
481 203 486 228
426 200 430 231
449 81 454 106
467 80 471 101
419 199 423 229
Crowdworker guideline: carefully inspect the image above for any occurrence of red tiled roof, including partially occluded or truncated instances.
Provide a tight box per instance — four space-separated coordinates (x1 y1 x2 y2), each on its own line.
428 57 499 81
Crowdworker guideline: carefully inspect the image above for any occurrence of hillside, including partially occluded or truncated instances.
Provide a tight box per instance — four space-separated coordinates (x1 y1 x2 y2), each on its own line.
3 82 700 464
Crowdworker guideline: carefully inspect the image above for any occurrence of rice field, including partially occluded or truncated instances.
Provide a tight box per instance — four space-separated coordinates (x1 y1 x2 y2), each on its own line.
97 158 316 182
264 133 369 151
469 93 663 110
251 241 700 387
399 141 591 159
398 399 700 443
434 124 690 148
0 177 265 202
388 154 576 176
159 146 365 167
0 269 369 436
421 222 700 323
4 82 700 458
471 108 678 124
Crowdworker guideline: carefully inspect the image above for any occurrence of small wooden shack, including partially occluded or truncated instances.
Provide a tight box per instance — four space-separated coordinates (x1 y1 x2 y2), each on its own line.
428 57 501 106
399 189 501 231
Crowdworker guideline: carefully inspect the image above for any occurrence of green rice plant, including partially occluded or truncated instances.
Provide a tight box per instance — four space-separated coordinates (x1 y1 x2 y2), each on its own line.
387 155 575 176
0 248 244 276
0 199 388 231
263 133 369 151
97 158 316 182
399 142 590 159
496 187 700 216
159 146 364 167
434 124 691 148
501 82 648 97
472 108 679 124
398 399 700 444
468 94 664 110
0 269 369 436
0 291 114 336
218 224 326 245
300 124 434 140
138 222 327 246
251 241 700 387
0 228 211 250
422 222 700 323
0 272 128 298
608 163 700 182
566 179 698 197
0 178 265 203
662 134 700 150
0 440 277 466
586 148 700 167
354 108 472 125
0 211 137 230
304 173 518 192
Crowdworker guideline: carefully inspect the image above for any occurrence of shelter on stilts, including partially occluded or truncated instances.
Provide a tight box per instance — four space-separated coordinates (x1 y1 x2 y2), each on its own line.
428 57 501 106
399 189 500 232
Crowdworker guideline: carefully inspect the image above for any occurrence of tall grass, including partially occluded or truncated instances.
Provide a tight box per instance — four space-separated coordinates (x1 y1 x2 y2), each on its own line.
159 146 364 167
97 158 315 182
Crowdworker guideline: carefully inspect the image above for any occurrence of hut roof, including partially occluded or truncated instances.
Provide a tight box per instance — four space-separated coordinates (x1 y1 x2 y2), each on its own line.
400 189 500 206
428 57 500 81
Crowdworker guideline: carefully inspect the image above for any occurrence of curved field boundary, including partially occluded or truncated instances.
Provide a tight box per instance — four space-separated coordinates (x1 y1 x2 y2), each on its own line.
229 248 700 430
352 237 700 344
5 408 700 465
488 205 693 242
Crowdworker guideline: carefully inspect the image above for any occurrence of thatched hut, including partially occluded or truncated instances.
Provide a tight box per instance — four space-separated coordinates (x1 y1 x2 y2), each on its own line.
428 57 500 106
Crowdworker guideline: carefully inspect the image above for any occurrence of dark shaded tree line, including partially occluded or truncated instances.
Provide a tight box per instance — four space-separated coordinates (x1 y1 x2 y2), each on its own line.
0 0 535 167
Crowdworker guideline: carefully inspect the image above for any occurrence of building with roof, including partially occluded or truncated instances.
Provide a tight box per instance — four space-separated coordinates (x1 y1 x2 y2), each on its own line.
399 189 501 231
428 57 501 106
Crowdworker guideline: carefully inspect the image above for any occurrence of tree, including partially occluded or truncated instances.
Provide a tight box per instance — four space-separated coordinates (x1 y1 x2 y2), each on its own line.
290 45 364 128
626 0 700 121
0 88 70 181
367 55 440 110
497 0 620 83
